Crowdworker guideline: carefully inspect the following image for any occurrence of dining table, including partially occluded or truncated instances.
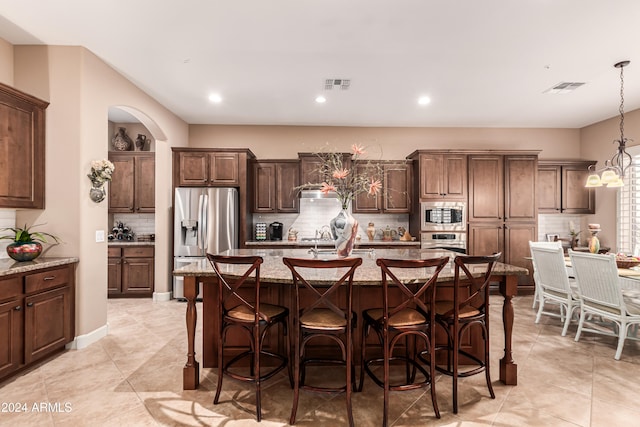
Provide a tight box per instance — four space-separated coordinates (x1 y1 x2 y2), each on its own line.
173 248 529 390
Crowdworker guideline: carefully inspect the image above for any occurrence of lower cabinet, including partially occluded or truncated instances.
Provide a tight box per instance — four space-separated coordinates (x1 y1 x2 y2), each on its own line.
0 263 76 382
108 245 155 297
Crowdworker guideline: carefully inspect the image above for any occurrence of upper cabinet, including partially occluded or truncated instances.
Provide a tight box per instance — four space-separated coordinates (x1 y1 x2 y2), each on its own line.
298 152 352 186
108 152 155 213
411 152 467 200
353 161 412 214
538 160 596 214
252 160 300 213
0 83 49 209
175 150 240 186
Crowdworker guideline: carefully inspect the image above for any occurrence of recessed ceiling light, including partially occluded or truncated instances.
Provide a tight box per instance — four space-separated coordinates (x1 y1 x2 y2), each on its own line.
417 96 431 106
208 93 222 103
315 96 327 103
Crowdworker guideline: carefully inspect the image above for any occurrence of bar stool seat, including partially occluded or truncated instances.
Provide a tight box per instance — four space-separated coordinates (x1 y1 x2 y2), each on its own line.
300 308 348 329
228 303 287 322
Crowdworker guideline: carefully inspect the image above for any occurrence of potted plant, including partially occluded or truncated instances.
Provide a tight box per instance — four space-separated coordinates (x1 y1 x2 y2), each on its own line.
0 223 61 262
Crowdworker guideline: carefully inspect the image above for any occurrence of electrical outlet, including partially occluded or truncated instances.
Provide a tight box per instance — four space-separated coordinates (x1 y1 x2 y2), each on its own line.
96 230 105 243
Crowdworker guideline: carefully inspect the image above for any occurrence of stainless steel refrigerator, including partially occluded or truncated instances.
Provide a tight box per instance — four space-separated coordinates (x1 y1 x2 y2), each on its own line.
173 187 238 299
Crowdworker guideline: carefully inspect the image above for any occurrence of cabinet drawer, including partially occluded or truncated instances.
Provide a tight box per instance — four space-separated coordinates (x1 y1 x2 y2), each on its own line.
0 277 22 301
25 266 70 294
123 247 154 258
108 247 122 257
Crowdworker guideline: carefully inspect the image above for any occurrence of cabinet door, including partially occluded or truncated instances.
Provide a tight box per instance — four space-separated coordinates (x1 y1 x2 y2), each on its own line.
107 256 122 295
253 162 276 212
0 84 47 209
178 152 209 186
504 156 537 222
0 297 23 379
504 223 537 288
122 257 154 295
353 162 382 213
276 162 300 212
108 155 135 212
383 162 411 213
299 156 325 185
419 154 444 199
135 154 155 213
468 223 504 261
443 155 467 200
537 165 562 213
468 156 504 222
562 166 595 214
209 152 239 185
24 286 72 364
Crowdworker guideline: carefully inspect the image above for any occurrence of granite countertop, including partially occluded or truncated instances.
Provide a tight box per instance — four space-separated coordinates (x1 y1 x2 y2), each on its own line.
245 240 420 247
174 248 527 285
108 241 155 246
0 257 79 277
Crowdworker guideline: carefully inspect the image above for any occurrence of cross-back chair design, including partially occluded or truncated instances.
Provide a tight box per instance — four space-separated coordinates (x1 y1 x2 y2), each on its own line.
282 256 362 427
428 253 500 414
359 256 450 427
529 242 580 336
568 250 640 360
529 241 564 309
207 254 290 422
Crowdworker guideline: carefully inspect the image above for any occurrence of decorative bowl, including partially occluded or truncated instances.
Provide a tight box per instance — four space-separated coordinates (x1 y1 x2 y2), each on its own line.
616 259 640 269
6 241 43 262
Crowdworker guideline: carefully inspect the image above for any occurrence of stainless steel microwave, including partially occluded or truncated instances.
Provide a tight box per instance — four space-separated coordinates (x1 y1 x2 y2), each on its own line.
420 201 466 231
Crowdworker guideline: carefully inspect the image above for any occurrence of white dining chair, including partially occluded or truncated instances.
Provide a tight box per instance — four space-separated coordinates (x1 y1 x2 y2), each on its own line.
529 242 580 336
568 250 640 360
529 241 565 309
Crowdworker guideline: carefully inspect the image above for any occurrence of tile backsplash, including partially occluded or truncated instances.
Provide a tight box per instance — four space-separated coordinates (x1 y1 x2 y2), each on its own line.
0 209 16 259
111 213 155 237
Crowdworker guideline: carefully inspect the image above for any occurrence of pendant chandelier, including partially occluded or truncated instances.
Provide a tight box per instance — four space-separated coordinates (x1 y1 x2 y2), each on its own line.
585 60 633 188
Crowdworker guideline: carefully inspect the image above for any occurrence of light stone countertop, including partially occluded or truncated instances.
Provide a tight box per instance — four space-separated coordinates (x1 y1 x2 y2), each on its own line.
245 240 420 247
108 241 155 246
173 248 527 286
0 257 79 277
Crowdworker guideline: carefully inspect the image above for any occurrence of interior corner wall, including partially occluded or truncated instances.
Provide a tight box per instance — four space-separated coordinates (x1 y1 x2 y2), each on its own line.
579 108 640 250
13 44 189 339
0 37 13 85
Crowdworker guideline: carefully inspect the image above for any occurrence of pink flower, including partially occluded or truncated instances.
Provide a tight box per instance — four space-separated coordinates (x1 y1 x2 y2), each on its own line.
352 144 365 155
368 178 382 195
321 182 336 194
332 168 350 180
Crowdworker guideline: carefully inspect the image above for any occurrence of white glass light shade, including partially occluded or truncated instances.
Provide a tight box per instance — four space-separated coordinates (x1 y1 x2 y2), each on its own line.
607 178 624 188
600 169 619 184
585 174 603 187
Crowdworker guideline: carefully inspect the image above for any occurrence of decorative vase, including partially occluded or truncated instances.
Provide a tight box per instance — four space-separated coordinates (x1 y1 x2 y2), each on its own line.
135 134 149 151
112 127 133 151
589 232 600 254
330 204 358 257
7 241 43 262
366 222 376 241
90 182 106 203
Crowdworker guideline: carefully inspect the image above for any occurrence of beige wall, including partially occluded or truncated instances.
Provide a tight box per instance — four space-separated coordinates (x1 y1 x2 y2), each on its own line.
8 43 188 339
0 38 13 85
189 125 581 160
580 109 640 250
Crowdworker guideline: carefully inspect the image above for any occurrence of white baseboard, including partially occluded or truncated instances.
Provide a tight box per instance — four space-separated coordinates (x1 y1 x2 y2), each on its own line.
66 323 109 350
153 291 172 302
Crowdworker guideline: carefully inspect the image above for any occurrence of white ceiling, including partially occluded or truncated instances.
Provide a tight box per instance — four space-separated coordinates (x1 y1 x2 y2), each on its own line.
1 0 640 128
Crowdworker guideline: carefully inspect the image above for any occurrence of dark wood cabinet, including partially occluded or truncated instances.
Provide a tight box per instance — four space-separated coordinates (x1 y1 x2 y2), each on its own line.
252 160 299 213
108 246 154 297
0 83 49 209
108 152 155 213
538 160 596 214
468 153 538 290
176 151 239 186
415 153 467 200
353 161 412 214
0 263 76 382
298 152 351 186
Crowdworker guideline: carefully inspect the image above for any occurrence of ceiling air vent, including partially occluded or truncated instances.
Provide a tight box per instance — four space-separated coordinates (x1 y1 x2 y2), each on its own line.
324 79 351 90
544 82 585 94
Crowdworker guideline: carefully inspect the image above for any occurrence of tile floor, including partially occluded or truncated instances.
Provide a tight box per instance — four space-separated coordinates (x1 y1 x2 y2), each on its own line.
1 295 639 426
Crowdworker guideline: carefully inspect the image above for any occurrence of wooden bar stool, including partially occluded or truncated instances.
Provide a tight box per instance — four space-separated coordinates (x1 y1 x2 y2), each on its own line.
207 254 291 422
359 256 449 427
426 253 500 414
282 256 362 427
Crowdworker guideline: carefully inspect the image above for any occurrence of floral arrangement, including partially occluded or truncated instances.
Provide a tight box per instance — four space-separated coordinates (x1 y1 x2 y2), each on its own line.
88 159 115 186
301 144 382 209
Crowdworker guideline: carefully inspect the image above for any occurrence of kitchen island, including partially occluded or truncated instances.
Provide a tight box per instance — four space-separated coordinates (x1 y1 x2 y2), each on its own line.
174 248 527 390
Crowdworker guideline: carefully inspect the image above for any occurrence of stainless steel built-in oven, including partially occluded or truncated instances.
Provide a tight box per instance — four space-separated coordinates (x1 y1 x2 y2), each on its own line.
421 232 467 253
420 201 466 232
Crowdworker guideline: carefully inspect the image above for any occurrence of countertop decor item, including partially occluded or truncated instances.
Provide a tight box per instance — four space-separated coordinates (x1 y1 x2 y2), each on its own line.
0 223 61 262
112 127 133 151
297 144 382 256
87 158 115 203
